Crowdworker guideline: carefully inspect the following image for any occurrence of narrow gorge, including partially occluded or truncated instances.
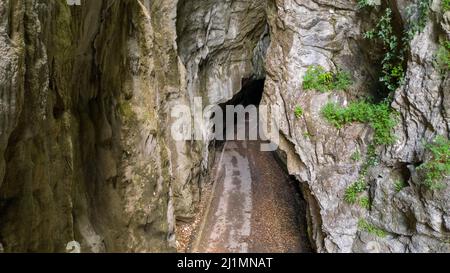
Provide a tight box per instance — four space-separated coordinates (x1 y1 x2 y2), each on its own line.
0 0 449 253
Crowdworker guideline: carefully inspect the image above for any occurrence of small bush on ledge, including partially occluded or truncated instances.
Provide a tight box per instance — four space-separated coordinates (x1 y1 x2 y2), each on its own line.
321 101 397 145
302 65 352 93
358 219 387 238
443 0 450 12
357 0 379 9
345 178 367 204
418 136 450 190
435 40 450 73
394 179 407 192
294 105 304 118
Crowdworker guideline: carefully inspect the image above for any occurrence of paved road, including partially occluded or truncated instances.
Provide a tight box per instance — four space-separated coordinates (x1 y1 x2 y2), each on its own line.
193 136 312 253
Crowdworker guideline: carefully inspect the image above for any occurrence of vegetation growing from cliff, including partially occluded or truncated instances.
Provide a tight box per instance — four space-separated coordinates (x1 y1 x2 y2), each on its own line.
418 136 450 190
443 0 450 11
302 65 352 93
322 100 395 206
359 196 371 209
345 178 368 204
351 150 362 162
363 1 430 95
436 40 450 73
357 0 378 8
358 219 387 238
294 106 304 118
344 145 378 205
364 8 404 94
322 101 396 145
394 179 407 192
405 0 431 40
341 0 431 209
320 96 397 207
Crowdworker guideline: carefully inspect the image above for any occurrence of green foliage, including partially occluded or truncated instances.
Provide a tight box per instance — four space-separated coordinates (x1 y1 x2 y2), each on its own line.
345 178 367 204
435 40 450 73
417 136 450 190
364 9 404 93
443 0 450 12
351 150 362 162
321 101 397 145
322 100 394 205
294 105 304 118
358 219 387 238
363 1 430 94
404 0 431 41
359 196 371 209
302 65 352 93
364 144 379 168
394 180 407 192
357 0 378 8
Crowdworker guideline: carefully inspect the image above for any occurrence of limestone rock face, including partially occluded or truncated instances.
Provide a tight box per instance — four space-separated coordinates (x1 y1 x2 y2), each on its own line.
0 0 180 252
0 0 449 253
263 0 450 252
263 0 378 252
175 0 268 218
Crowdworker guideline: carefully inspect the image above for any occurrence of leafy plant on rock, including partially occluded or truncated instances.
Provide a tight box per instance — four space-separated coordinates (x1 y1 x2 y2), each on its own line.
394 179 407 192
321 101 397 145
418 136 450 190
435 40 450 73
443 0 450 12
358 219 387 238
294 105 304 118
302 65 352 93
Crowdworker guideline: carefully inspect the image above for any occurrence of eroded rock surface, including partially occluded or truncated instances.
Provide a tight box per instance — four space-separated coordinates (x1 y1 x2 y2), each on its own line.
0 0 449 253
0 0 181 252
263 0 450 252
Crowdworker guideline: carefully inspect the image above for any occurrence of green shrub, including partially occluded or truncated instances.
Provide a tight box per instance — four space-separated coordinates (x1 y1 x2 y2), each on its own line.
443 0 450 12
294 105 304 118
351 150 362 162
435 40 450 73
359 196 371 209
404 0 431 41
345 178 368 204
365 144 379 168
345 146 379 205
358 219 387 238
357 0 378 8
418 136 450 190
364 2 430 94
334 69 353 91
364 9 404 93
321 101 397 145
302 65 352 92
394 180 407 192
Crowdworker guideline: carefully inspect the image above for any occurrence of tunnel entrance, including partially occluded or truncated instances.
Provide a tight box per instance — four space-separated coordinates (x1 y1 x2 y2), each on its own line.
192 78 313 253
215 78 266 144
223 78 265 107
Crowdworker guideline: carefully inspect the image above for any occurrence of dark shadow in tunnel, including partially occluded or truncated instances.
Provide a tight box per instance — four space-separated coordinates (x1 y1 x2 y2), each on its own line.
210 77 314 252
213 78 265 145
223 78 265 107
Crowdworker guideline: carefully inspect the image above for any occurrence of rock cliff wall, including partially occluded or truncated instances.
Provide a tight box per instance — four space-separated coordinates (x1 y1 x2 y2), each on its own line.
0 0 182 252
0 0 449 253
264 0 450 252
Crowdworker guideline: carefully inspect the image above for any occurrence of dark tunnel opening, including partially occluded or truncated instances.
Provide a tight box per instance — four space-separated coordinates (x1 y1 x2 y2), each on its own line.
214 78 265 145
223 78 265 107
202 77 314 253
